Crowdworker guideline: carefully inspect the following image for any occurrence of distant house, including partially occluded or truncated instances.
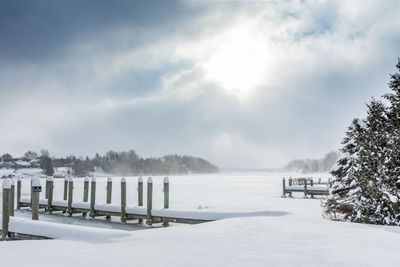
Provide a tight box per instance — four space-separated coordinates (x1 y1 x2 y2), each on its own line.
3 161 16 168
29 159 41 168
15 160 31 168
0 158 41 169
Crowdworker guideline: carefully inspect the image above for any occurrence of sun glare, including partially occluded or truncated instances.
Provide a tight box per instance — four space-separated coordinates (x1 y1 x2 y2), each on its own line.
202 25 270 97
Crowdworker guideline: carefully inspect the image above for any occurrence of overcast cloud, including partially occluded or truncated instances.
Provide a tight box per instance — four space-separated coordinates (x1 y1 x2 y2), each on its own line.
0 0 399 168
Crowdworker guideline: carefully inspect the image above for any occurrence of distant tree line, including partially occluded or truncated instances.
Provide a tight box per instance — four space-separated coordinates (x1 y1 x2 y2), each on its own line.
283 151 341 172
2 149 219 177
54 150 219 176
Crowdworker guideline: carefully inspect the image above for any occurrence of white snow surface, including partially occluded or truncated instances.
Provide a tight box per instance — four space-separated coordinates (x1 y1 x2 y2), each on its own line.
1 216 128 242
15 168 45 177
2 178 11 189
31 177 41 187
1 172 400 267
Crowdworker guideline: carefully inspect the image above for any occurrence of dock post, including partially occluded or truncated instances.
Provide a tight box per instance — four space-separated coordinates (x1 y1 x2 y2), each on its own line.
304 179 308 198
89 178 96 218
138 176 143 224
83 177 89 202
106 177 112 204
163 177 169 226
146 177 153 226
106 177 112 220
310 179 314 198
47 176 53 214
282 177 286 198
30 179 33 209
288 178 292 197
121 178 126 223
2 179 11 241
82 177 89 216
68 177 74 215
10 179 15 216
16 177 21 210
45 178 49 199
62 177 68 213
163 177 169 209
31 177 41 220
63 177 68 201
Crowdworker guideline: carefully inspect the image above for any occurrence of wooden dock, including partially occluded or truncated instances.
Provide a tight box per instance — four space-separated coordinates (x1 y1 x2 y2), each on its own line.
282 177 330 198
17 176 218 225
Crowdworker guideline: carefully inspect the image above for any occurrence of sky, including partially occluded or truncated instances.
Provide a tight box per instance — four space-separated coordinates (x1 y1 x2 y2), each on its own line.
0 0 399 168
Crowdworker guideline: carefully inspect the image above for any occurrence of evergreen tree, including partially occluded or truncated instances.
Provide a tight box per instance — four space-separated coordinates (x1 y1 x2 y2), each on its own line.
40 156 54 176
1 153 13 162
325 59 400 225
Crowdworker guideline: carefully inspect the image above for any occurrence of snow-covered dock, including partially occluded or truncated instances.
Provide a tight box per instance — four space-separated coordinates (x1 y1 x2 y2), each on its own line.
282 177 329 197
19 198 223 224
16 176 243 225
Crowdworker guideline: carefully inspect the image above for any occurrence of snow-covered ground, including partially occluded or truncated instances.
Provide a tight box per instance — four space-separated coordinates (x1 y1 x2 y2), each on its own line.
1 172 400 266
0 168 45 178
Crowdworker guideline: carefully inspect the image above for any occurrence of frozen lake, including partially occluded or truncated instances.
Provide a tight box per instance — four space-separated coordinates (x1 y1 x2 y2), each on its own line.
2 171 400 267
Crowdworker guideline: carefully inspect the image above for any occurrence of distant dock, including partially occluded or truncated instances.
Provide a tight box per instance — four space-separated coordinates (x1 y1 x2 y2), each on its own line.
282 177 331 198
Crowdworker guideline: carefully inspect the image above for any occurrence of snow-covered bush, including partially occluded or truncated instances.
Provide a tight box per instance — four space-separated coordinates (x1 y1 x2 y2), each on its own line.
324 59 400 225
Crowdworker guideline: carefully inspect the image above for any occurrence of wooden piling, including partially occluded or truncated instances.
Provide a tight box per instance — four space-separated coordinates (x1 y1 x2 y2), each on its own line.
121 178 126 223
10 179 15 216
138 176 143 224
63 177 68 201
304 179 308 198
310 178 314 198
47 176 53 214
82 177 89 216
106 177 112 220
163 177 169 226
89 178 96 218
16 177 21 210
83 177 89 202
31 177 41 220
30 179 33 209
2 178 11 240
45 179 49 199
68 177 74 215
163 177 169 209
282 177 286 198
106 177 112 204
288 178 293 197
146 177 153 226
